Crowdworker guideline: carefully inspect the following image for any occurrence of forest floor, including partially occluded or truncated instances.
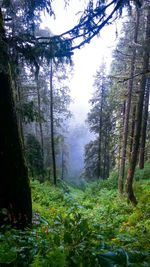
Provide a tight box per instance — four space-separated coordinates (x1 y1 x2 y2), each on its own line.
0 165 150 266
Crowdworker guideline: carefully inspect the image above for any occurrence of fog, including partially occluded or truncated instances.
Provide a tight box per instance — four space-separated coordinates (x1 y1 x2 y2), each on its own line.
41 1 123 183
66 122 93 183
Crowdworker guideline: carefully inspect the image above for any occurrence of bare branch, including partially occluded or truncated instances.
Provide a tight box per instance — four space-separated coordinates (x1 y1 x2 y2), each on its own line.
118 70 150 83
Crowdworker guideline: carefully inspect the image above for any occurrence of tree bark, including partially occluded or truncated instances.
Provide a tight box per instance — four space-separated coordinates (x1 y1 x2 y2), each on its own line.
35 66 44 160
50 61 57 185
118 101 126 175
16 82 25 148
103 125 110 179
126 7 150 205
35 66 44 182
139 78 150 169
98 84 104 179
61 150 64 180
118 9 140 194
98 115 102 179
0 9 32 228
128 105 136 163
11 48 25 148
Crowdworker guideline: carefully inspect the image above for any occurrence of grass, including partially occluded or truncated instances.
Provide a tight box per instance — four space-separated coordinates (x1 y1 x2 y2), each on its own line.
0 166 150 266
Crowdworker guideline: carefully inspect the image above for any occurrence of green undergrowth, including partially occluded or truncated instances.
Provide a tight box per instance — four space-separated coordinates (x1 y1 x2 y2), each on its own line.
0 172 150 266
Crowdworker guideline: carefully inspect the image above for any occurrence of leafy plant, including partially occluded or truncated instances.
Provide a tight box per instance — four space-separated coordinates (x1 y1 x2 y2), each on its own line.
0 172 150 266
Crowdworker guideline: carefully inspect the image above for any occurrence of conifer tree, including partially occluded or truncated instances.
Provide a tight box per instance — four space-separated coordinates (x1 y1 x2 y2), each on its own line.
126 6 150 205
84 64 113 180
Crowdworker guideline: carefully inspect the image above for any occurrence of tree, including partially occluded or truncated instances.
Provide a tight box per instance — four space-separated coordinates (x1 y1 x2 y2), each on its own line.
26 134 44 181
3 0 141 58
85 64 113 180
0 9 32 228
18 56 72 183
118 8 140 193
54 0 142 52
0 0 56 228
49 60 57 185
55 135 69 180
139 78 150 168
35 65 44 161
126 6 150 205
0 0 146 228
107 4 150 203
84 140 99 180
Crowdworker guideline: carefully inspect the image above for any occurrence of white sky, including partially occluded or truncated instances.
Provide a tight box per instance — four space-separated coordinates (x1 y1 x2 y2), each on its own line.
41 0 121 123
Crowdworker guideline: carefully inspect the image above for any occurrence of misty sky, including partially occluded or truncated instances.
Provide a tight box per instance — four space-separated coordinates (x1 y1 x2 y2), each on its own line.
41 0 122 124
41 1 123 178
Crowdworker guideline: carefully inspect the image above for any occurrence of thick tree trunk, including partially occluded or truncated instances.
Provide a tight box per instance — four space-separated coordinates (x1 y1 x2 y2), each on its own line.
50 61 57 185
0 9 32 228
11 38 25 148
139 78 150 169
10 49 25 148
118 9 140 194
126 7 150 205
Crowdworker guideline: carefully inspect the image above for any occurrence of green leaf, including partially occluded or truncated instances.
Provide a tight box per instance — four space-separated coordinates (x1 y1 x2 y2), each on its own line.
98 249 128 267
0 244 17 264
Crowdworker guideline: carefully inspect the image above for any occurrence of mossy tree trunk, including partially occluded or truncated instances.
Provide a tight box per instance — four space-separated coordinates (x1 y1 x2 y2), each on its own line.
0 9 32 228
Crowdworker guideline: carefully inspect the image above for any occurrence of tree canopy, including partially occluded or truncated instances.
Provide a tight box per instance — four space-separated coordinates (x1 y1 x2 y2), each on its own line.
1 0 142 60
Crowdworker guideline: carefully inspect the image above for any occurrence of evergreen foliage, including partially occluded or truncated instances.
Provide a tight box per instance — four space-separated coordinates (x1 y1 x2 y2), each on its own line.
26 134 44 180
84 64 114 180
0 0 150 253
83 3 150 204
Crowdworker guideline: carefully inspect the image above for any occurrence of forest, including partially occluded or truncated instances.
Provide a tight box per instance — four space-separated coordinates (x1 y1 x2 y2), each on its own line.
0 0 150 266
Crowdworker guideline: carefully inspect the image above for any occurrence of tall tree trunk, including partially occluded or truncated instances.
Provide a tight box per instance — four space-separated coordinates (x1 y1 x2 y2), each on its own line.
103 130 109 179
50 61 57 185
35 66 44 161
118 9 140 194
103 136 106 179
98 118 102 179
10 45 25 148
139 78 150 168
16 83 25 148
118 101 126 174
35 66 44 182
128 105 136 163
0 9 32 228
98 85 104 179
61 150 64 180
126 7 150 205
